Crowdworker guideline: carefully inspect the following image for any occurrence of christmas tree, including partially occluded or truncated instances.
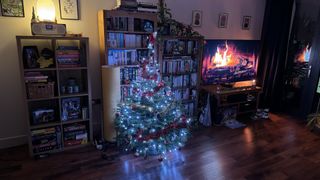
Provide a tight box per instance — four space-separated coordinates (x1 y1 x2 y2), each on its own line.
115 34 192 159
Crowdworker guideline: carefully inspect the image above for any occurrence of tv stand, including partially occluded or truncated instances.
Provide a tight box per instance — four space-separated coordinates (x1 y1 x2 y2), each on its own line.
202 84 262 125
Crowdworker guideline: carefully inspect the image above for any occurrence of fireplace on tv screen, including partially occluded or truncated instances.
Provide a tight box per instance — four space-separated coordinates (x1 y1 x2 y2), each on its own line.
201 40 260 85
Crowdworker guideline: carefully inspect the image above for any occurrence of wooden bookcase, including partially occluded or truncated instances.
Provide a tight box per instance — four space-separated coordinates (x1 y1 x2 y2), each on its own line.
98 9 158 100
158 36 204 119
16 36 92 156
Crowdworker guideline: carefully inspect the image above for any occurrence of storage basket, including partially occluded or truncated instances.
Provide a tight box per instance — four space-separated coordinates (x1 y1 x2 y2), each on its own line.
27 82 55 99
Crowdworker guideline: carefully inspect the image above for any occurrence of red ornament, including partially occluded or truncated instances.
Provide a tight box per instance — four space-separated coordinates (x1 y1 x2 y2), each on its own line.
149 34 156 45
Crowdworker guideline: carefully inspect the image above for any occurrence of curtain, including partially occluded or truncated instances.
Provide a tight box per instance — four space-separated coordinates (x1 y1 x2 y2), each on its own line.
257 0 295 111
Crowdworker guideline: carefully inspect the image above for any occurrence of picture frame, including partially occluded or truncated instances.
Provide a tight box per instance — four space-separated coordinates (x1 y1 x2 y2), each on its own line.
218 13 229 28
59 0 80 20
0 0 24 17
23 46 39 69
242 16 251 30
192 10 202 27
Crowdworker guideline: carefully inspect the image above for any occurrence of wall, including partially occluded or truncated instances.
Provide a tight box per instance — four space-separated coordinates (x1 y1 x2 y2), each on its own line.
0 0 265 149
166 0 266 40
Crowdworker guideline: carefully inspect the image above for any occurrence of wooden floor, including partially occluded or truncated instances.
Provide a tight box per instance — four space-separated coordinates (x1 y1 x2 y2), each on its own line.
1 113 320 180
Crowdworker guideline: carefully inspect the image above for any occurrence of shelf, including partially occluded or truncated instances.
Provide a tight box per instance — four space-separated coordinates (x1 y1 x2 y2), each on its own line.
107 30 152 35
63 143 89 151
115 64 140 68
58 67 87 71
60 93 88 98
24 68 56 72
62 119 89 125
30 122 61 130
108 47 149 50
17 36 88 40
163 54 194 57
27 96 59 102
180 99 196 104
172 86 197 90
162 72 197 76
238 110 256 115
33 148 63 156
163 56 194 60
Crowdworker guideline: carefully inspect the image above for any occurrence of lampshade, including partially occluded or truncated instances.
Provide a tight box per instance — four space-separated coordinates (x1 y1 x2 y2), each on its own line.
36 0 56 22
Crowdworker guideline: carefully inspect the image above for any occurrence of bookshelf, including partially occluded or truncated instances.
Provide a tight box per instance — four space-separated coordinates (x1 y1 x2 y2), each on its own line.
16 36 92 156
98 9 157 100
158 36 204 119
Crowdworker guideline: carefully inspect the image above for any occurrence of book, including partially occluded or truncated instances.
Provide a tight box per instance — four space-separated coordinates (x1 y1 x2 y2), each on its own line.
31 126 61 153
191 73 197 86
64 124 86 132
107 33 145 48
63 123 88 147
106 17 129 31
108 49 138 66
162 56 197 74
120 67 139 85
56 46 80 66
24 72 49 83
61 98 81 121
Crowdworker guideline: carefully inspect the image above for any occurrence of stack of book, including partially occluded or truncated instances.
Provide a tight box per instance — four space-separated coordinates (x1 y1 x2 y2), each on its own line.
107 33 148 48
63 124 88 147
108 50 138 66
162 57 197 74
24 72 48 83
31 126 61 153
163 74 195 88
173 90 182 101
191 73 197 86
106 17 129 31
184 103 195 117
121 86 134 101
172 89 197 101
172 75 183 88
120 67 139 85
56 46 80 68
164 40 198 55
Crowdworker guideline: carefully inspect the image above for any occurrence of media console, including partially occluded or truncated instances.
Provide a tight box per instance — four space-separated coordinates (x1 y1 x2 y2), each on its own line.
202 84 262 125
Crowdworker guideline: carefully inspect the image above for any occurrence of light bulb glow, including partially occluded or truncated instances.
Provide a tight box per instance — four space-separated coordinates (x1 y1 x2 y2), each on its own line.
36 0 56 22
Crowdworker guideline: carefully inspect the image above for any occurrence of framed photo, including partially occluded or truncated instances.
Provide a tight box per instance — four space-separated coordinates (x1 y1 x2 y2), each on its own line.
192 10 202 27
59 0 80 20
0 0 24 17
242 16 251 30
22 46 39 69
218 13 228 28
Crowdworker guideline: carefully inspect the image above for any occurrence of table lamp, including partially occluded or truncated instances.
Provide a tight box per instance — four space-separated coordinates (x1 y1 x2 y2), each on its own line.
31 0 67 36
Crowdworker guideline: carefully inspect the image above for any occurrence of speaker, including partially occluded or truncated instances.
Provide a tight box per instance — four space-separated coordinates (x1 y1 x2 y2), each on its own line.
31 22 67 36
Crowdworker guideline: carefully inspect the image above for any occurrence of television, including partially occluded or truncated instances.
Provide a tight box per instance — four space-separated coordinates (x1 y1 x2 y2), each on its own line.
294 44 311 63
201 40 260 85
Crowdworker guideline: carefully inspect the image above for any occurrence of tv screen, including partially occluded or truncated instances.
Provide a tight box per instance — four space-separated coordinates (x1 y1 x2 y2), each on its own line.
294 44 311 63
201 40 260 85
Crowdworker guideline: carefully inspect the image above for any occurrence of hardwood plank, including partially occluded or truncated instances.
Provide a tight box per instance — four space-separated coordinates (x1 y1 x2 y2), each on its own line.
1 113 320 179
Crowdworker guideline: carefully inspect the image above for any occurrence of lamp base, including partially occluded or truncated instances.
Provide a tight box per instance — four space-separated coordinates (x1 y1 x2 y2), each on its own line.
31 22 67 36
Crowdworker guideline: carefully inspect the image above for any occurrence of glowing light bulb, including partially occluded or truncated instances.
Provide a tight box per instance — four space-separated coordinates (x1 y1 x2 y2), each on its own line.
36 0 56 22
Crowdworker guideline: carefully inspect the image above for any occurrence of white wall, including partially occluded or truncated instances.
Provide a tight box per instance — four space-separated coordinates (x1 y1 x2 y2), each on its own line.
166 0 266 40
0 0 265 149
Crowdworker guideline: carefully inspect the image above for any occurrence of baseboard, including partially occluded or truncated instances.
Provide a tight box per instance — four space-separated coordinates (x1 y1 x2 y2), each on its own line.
0 135 27 149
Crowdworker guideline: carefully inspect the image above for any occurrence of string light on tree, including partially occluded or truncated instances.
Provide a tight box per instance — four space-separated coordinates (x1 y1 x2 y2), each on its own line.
115 33 192 160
